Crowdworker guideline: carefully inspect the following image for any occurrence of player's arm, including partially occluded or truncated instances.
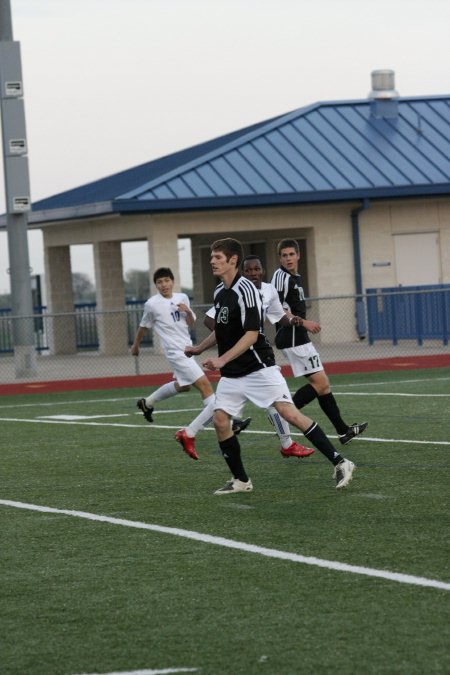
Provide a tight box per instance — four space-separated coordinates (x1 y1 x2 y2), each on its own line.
279 313 300 328
177 301 195 328
185 330 217 357
266 288 302 328
203 305 216 332
302 318 321 334
282 312 321 333
204 314 216 331
203 330 258 371
131 326 147 356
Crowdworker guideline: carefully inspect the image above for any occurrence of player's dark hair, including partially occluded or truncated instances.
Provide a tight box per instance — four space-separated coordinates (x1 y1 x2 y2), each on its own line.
153 267 174 283
211 238 243 266
242 254 263 268
277 238 299 255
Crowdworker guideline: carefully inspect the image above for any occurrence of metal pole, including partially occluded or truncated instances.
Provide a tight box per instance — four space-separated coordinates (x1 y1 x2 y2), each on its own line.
351 199 369 340
0 0 12 37
0 0 36 376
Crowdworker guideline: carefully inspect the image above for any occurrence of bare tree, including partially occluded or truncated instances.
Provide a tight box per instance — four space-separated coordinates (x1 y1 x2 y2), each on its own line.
72 272 95 303
125 269 150 301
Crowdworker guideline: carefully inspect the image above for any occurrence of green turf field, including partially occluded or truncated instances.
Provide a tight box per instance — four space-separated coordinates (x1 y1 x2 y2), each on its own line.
1 368 449 675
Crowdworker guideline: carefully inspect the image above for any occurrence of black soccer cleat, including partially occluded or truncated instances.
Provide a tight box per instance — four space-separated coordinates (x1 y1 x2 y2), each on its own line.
232 417 252 435
137 398 154 423
339 422 368 445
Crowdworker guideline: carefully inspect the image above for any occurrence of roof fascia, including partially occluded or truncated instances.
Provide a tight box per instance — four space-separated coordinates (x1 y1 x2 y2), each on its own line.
27 201 115 225
113 183 450 214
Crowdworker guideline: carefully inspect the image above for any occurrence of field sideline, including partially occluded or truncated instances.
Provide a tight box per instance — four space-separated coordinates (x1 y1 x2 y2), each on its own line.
1 367 449 674
2 498 448 593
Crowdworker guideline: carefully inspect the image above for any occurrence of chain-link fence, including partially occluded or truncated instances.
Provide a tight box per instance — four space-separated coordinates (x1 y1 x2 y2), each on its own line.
0 288 448 384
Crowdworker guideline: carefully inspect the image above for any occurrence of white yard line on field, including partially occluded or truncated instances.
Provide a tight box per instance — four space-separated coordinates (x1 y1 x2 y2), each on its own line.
0 417 185 430
74 669 198 675
329 392 450 397
0 375 448 411
0 396 136 409
1 499 449 591
1 416 449 446
0 398 203 412
332 376 450 388
35 409 202 420
36 414 133 420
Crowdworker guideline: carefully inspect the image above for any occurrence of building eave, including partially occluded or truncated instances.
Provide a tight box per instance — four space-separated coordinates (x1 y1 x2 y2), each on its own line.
111 184 450 215
27 201 115 225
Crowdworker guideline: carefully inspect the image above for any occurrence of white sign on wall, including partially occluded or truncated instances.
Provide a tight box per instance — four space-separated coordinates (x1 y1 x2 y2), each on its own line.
393 232 440 286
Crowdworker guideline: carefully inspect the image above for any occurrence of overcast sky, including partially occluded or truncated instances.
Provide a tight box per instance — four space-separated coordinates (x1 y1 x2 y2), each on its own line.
1 0 449 294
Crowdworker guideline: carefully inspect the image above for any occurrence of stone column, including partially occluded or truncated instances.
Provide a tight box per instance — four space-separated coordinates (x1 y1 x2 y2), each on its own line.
147 229 181 287
93 241 128 355
146 227 180 353
44 245 77 354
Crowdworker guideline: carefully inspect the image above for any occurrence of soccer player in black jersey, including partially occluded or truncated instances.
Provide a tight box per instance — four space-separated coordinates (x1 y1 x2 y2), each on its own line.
187 237 356 493
271 238 368 445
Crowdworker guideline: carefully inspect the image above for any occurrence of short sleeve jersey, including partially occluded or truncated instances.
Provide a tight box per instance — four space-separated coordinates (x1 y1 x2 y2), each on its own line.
213 273 275 377
270 266 310 348
207 282 284 326
260 281 286 325
139 292 195 355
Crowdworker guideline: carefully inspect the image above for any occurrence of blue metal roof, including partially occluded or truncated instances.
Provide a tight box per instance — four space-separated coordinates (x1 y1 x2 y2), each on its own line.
29 114 283 216
29 95 450 223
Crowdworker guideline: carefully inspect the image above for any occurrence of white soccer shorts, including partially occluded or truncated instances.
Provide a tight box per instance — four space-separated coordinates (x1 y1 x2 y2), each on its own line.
166 350 206 387
282 342 323 377
214 366 293 418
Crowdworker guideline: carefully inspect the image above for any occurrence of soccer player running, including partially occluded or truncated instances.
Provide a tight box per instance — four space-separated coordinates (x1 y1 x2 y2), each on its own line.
131 267 216 460
205 254 318 458
271 238 368 446
241 254 318 457
188 238 356 494
204 258 315 459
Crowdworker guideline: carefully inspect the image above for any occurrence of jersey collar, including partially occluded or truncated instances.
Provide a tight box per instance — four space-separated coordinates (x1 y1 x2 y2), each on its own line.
280 264 300 279
226 271 241 289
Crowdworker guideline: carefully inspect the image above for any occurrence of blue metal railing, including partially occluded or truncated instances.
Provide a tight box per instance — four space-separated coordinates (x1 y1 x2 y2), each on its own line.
0 301 151 353
2 288 449 354
366 285 450 345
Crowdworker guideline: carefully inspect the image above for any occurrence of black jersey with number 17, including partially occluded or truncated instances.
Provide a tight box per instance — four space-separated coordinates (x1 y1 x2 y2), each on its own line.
213 273 275 377
271 266 311 349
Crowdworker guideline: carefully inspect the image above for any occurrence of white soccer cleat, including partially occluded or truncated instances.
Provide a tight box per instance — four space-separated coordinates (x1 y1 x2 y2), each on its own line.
334 459 356 489
213 478 253 495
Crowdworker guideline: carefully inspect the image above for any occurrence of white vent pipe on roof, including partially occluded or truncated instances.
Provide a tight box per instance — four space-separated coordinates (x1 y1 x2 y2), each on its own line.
369 69 399 100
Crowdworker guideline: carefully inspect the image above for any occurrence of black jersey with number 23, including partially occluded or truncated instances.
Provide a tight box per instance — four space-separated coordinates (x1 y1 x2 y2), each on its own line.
213 273 275 377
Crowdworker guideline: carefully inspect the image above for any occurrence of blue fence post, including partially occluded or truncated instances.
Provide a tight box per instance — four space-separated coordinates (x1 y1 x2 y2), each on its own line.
442 287 449 346
415 291 423 346
390 291 398 346
367 290 375 345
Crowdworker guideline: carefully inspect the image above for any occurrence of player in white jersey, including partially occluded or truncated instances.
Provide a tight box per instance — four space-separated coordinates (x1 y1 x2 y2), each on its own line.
131 267 216 460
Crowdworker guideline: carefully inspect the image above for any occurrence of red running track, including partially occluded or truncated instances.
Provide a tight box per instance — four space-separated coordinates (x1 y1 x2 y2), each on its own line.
0 353 448 396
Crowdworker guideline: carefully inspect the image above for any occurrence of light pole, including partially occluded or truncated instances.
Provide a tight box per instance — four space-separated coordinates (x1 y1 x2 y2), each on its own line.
0 0 36 376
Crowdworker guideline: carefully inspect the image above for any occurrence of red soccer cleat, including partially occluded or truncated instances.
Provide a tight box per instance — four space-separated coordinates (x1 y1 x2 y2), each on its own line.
280 441 315 458
175 428 199 460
